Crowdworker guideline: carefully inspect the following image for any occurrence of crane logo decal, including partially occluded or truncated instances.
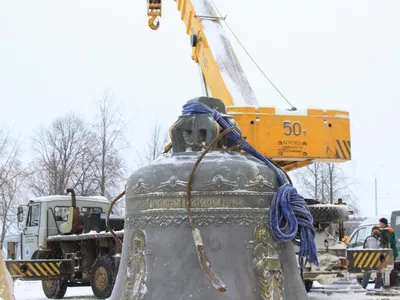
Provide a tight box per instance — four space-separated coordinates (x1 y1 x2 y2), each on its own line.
335 140 351 159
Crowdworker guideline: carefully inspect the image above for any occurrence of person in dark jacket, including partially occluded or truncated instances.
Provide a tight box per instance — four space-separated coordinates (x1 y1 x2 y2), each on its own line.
362 226 383 289
379 217 398 259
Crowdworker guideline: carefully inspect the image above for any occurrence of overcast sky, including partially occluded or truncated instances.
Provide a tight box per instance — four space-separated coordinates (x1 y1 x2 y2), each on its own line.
1 0 399 218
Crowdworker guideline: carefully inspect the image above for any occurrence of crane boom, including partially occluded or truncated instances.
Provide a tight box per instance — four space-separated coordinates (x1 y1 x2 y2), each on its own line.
147 0 351 171
148 0 258 107
181 1 259 107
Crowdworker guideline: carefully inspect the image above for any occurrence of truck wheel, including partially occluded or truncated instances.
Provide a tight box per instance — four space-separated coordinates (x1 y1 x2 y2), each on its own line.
308 205 349 223
42 279 68 299
90 256 115 299
304 280 313 293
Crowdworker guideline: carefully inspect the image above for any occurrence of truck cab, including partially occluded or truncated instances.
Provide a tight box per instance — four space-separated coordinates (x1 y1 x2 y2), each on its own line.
15 195 110 260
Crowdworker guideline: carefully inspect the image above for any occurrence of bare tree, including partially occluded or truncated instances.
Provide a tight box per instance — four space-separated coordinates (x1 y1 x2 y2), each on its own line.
136 120 169 167
296 162 359 212
30 113 95 196
70 137 99 196
0 163 29 249
30 93 128 205
345 198 361 217
91 91 127 199
0 128 28 249
297 163 354 204
299 162 327 202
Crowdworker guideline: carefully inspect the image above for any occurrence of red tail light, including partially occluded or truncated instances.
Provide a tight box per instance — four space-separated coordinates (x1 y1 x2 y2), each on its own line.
339 258 349 266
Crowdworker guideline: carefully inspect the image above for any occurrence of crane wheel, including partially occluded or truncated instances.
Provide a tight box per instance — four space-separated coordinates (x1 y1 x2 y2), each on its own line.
308 204 349 223
90 256 115 299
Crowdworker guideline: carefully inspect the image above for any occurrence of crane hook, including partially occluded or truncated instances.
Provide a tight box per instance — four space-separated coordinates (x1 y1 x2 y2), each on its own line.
148 16 160 30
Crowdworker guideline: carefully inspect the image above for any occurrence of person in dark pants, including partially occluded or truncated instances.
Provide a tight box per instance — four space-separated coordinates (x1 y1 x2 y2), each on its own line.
379 217 399 286
379 217 398 259
362 226 383 289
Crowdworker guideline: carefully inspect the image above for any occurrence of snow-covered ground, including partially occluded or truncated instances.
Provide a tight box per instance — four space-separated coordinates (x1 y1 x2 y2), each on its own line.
309 294 400 299
14 281 95 300
12 280 400 300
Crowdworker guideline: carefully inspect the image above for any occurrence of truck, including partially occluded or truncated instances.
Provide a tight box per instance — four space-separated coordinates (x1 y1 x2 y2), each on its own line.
346 212 400 287
6 189 124 299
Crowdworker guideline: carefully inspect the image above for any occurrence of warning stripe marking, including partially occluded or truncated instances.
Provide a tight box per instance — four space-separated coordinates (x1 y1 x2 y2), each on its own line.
358 252 369 267
6 261 63 278
49 262 60 275
354 252 363 266
34 263 48 276
42 263 55 276
350 251 390 269
336 140 346 159
343 140 351 158
21 263 33 277
27 263 41 277
364 252 375 267
335 140 351 159
11 264 21 276
371 252 381 267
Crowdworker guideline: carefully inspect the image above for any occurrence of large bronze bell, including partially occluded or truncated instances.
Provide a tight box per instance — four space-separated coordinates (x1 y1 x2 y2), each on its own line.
110 98 309 300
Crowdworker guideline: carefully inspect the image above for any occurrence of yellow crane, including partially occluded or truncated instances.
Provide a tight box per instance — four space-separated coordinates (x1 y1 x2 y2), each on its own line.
147 0 351 171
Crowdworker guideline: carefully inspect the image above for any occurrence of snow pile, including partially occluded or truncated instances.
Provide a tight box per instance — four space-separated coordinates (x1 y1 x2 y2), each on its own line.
48 229 124 241
312 253 341 272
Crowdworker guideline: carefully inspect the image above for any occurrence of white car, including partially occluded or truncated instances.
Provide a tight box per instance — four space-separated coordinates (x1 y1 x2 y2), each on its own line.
347 216 390 249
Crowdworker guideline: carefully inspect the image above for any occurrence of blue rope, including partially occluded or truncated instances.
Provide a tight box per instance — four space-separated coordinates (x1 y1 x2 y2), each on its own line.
182 101 319 267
